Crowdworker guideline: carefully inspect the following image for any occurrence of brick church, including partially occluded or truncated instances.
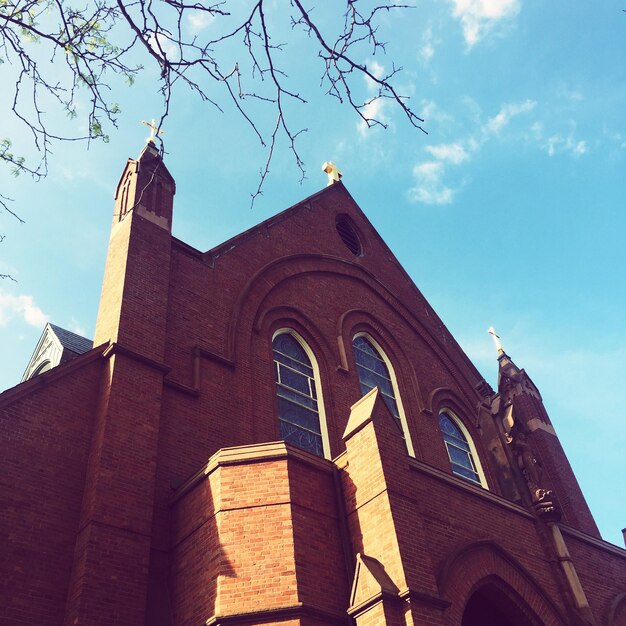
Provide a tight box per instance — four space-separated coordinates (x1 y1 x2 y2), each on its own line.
2 141 625 626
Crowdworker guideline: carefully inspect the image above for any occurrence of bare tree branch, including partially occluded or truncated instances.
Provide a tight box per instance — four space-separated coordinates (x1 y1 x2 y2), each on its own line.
1 0 426 206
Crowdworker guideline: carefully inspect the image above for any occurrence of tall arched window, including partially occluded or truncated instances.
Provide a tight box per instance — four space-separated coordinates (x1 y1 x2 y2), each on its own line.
273 331 328 458
438 410 487 487
352 334 415 456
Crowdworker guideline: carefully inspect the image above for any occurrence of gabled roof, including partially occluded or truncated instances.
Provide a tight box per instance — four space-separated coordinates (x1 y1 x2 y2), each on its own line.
21 323 93 382
48 324 93 355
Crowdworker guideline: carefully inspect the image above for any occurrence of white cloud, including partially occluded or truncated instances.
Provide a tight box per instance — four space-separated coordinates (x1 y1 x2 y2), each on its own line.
187 11 215 34
426 143 469 164
420 27 435 63
484 99 536 135
408 161 455 205
0 290 48 328
363 59 386 90
544 134 587 158
409 98 536 206
148 32 178 61
419 100 454 126
450 0 521 48
357 99 388 137
368 60 385 80
358 61 389 137
558 86 584 102
421 42 435 62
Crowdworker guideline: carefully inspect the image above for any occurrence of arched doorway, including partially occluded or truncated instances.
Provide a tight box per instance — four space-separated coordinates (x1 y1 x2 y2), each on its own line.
462 582 542 626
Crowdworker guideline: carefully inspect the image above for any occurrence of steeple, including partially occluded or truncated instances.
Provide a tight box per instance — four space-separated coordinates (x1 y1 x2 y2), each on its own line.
113 140 175 232
94 140 174 359
489 328 599 536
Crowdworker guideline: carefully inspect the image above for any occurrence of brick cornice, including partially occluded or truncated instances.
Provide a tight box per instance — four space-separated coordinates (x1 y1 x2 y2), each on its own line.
170 441 334 504
205 602 348 625
102 342 170 373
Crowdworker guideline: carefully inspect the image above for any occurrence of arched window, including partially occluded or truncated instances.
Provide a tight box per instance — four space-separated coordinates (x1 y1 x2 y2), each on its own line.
352 334 415 456
273 331 328 458
438 410 486 487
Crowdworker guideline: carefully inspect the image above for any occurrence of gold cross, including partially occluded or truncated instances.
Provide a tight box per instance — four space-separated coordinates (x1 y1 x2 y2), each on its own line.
141 118 165 143
488 326 505 355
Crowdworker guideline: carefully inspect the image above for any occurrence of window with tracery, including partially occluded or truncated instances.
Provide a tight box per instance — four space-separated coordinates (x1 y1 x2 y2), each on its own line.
438 410 486 487
273 331 325 457
352 334 414 455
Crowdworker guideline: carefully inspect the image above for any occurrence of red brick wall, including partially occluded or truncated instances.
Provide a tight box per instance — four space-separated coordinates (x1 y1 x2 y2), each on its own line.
0 357 102 625
170 444 348 626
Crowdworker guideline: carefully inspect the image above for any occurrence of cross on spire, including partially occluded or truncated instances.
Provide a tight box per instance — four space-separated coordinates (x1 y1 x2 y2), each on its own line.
488 326 505 355
141 118 165 144
322 161 342 186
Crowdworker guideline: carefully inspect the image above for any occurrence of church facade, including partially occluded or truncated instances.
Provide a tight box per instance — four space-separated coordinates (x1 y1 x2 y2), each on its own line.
1 143 625 626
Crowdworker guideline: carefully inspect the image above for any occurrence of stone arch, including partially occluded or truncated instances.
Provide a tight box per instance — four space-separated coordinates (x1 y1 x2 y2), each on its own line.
438 539 567 626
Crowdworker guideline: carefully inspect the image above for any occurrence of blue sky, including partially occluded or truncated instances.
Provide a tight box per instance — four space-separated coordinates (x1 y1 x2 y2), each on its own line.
1 0 625 546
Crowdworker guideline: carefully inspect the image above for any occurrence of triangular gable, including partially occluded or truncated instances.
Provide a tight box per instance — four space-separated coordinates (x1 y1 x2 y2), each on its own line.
349 553 400 613
168 180 489 410
21 323 93 382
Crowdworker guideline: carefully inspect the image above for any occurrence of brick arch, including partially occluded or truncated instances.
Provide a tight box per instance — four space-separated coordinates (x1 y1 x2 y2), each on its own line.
227 253 481 406
249 304 341 456
461 575 547 626
255 305 336 365
427 386 496 486
607 592 626 626
336 307 427 413
427 386 478 424
437 539 567 626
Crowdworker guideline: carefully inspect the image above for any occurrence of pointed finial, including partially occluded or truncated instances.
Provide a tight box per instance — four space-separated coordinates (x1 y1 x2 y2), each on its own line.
322 161 342 186
141 118 165 144
488 326 505 356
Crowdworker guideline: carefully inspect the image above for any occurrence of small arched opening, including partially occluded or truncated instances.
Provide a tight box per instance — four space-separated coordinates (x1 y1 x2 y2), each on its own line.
462 582 542 626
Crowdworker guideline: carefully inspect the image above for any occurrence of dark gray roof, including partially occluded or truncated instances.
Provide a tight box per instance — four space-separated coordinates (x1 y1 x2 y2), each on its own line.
49 323 93 355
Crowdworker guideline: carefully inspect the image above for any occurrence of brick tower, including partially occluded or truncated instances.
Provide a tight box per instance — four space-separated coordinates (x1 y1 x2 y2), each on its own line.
67 140 176 623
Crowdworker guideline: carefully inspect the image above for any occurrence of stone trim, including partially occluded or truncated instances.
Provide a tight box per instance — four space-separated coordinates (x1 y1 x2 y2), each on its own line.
398 587 451 609
347 591 396 617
